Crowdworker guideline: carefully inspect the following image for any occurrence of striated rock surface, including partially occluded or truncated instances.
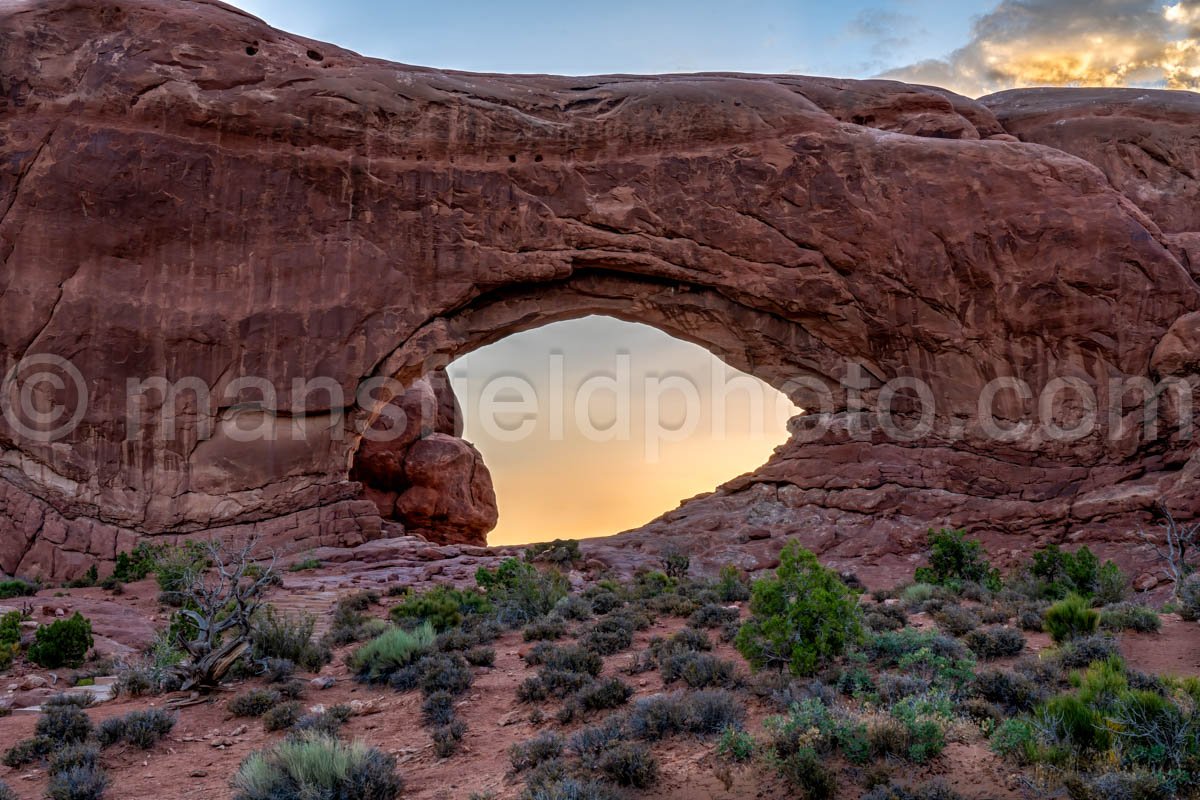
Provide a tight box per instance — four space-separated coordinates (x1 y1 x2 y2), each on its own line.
0 0 1198 577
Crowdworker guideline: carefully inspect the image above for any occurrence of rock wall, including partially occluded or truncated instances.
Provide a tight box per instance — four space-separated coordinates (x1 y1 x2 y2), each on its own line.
0 0 1198 578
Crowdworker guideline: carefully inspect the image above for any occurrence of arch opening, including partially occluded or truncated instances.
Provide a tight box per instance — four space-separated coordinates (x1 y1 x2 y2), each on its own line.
350 311 801 547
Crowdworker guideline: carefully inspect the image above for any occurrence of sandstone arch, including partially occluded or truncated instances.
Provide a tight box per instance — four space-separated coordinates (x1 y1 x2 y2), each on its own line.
2 0 1199 578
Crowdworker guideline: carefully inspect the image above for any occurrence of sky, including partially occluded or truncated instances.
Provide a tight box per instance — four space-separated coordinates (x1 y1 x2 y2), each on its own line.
227 0 1200 545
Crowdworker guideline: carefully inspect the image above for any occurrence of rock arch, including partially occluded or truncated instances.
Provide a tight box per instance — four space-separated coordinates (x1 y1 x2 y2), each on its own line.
1 0 1199 578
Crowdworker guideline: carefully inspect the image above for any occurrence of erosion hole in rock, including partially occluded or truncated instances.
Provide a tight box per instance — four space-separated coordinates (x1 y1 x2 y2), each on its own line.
350 315 801 548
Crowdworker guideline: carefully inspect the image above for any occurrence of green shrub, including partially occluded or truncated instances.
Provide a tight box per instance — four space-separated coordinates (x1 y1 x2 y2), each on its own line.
1056 634 1120 669
598 742 658 788
735 543 862 676
263 701 304 732
552 595 593 621
288 558 321 573
476 559 568 627
717 727 756 761
524 539 581 566
660 548 690 580
913 528 1000 591
689 603 739 629
112 544 164 583
46 764 108 800
0 610 22 670
28 613 94 669
63 565 99 590
899 583 938 608
230 689 281 718
1044 594 1100 643
232 733 403 800
350 623 436 683
252 607 331 671
153 542 209 596
0 578 39 599
990 717 1038 764
1038 694 1110 753
1099 603 1161 633
963 626 1025 660
390 586 491 632
1095 561 1129 605
864 604 907 632
3 736 53 768
1027 545 1126 603
773 748 836 798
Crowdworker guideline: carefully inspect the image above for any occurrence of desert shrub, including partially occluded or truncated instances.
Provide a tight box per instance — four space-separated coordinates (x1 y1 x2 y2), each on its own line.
627 690 744 740
575 677 633 712
1178 574 1200 621
350 623 436 683
990 717 1038 763
774 748 836 799
1026 545 1127 603
569 716 626 765
1095 561 1130 605
876 672 926 704
112 543 163 583
28 613 94 669
581 614 634 655
1016 602 1047 631
520 775 616 800
1063 770 1176 800
584 588 624 616
96 717 126 748
230 688 281 718
523 617 566 642
963 626 1025 660
914 528 1001 591
866 628 969 666
689 603 739 629
0 781 14 800
46 764 108 800
390 586 491 633
864 604 907 632
933 604 981 637
323 592 384 647
552 595 593 621
153 541 209 599
715 564 751 602
660 652 738 689
598 742 658 788
422 690 456 726
735 543 862 676
510 732 564 772
118 709 176 749
717 727 756 761
292 704 354 737
862 782 966 800
659 548 690 580
1099 603 1161 633
899 582 939 609
436 617 502 653
49 743 99 775
972 668 1043 713
464 646 495 667
476 559 568 627
0 609 23 669
3 736 53 768
978 604 1012 624
251 607 330 671
431 719 466 758
415 653 473 696
1044 593 1100 643
867 703 946 763
524 539 582 566
36 703 93 746
232 732 403 800
525 643 603 676
263 701 304 732
0 577 39 599
1038 694 1111 754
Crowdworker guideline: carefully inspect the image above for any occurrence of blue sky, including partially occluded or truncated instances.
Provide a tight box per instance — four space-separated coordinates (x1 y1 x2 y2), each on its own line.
229 0 993 79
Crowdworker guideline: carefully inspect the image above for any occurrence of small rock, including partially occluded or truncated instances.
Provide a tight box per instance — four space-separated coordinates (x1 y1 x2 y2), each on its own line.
230 724 248 736
744 528 772 541
310 676 336 690
19 675 47 690
1134 573 1160 591
189 770 208 778
54 608 66 618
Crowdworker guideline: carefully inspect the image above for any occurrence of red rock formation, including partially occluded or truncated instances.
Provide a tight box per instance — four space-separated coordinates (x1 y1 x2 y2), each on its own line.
352 370 497 546
0 0 1197 578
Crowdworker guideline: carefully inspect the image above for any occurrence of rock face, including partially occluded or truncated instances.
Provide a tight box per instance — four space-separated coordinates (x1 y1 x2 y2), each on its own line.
351 370 497 546
0 0 1198 578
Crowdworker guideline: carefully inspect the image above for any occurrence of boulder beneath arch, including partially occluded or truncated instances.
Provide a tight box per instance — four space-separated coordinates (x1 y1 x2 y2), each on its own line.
0 0 1198 578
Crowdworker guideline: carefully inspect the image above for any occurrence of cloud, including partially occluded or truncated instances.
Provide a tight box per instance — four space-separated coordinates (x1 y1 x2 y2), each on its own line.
881 0 1200 97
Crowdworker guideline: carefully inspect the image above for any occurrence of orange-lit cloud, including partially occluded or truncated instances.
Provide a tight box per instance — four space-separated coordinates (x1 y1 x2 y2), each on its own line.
883 0 1200 97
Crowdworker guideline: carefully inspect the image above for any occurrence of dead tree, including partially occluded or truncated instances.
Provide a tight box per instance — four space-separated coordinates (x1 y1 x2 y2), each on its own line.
1136 502 1200 598
171 535 278 691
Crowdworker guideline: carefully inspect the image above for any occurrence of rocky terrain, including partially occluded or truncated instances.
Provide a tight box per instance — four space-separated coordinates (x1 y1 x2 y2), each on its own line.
0 0 1198 579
